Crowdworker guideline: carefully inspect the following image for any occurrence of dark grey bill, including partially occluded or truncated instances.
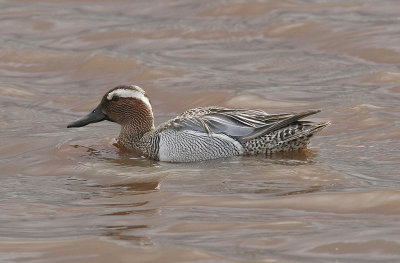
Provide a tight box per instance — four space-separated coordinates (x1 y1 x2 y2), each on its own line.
67 104 107 128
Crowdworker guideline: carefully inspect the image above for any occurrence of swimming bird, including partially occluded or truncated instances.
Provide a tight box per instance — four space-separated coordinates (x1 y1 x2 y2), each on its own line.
68 85 329 162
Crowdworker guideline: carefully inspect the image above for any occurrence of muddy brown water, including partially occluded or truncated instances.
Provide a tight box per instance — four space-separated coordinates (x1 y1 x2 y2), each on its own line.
1 0 400 262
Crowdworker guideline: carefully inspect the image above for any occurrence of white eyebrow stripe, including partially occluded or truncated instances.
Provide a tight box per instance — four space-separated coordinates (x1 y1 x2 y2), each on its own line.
131 85 145 94
106 88 152 111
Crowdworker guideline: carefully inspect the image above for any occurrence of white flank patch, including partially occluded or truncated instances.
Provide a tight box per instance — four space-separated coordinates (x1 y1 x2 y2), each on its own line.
106 86 152 111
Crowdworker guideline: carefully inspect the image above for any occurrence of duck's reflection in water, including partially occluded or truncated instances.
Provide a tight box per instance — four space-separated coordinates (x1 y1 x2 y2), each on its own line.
71 143 158 168
67 142 324 245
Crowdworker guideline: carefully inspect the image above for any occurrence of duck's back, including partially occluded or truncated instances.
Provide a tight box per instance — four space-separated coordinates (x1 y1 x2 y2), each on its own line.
143 107 328 162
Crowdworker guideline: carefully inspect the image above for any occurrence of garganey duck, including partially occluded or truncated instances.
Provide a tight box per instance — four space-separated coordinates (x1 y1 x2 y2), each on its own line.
68 85 330 162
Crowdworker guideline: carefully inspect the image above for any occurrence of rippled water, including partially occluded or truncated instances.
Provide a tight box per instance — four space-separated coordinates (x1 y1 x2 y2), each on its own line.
1 0 400 262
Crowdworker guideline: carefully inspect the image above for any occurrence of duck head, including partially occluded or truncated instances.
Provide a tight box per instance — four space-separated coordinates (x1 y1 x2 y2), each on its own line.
68 85 154 137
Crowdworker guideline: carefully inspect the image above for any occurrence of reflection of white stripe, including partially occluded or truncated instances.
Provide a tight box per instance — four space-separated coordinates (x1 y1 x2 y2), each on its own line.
106 86 152 111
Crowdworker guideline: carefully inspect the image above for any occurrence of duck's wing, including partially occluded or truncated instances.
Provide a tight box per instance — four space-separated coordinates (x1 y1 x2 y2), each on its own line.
157 107 321 141
242 109 321 140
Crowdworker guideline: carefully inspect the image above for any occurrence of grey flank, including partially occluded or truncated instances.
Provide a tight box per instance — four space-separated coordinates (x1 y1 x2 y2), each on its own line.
135 107 329 162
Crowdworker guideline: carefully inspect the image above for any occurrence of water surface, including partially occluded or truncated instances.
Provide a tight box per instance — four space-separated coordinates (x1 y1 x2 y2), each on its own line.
1 0 400 262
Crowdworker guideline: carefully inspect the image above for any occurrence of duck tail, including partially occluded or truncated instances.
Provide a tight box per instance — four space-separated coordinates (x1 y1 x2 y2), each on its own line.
283 121 331 142
243 109 322 141
309 121 331 135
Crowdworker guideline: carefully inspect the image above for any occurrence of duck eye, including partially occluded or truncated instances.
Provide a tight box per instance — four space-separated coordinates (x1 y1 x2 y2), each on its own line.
112 95 120 101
